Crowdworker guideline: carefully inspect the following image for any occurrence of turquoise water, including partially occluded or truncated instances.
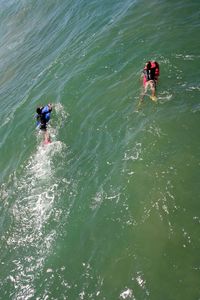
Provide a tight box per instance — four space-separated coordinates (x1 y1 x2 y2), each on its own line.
0 0 200 299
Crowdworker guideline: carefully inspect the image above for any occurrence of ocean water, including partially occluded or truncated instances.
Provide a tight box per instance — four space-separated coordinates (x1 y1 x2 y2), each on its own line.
0 0 200 299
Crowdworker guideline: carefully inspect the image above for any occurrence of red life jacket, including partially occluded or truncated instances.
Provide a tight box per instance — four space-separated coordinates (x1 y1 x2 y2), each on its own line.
151 61 160 78
143 61 160 81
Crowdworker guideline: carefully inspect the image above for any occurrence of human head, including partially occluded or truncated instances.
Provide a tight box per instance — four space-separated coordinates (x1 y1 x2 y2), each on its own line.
36 107 42 114
146 61 151 69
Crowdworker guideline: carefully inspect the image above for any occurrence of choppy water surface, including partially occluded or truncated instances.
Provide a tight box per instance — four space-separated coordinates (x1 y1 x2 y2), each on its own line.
0 0 200 299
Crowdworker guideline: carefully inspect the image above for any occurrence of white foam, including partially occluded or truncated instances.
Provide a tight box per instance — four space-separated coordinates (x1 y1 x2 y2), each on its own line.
2 103 69 299
120 288 134 299
158 91 173 103
123 143 142 161
175 54 200 61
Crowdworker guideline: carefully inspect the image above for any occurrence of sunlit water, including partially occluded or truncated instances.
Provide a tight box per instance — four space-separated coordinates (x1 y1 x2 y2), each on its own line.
0 0 200 299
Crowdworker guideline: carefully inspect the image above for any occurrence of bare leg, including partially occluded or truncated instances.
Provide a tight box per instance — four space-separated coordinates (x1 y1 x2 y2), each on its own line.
149 80 157 102
140 82 148 103
44 130 51 144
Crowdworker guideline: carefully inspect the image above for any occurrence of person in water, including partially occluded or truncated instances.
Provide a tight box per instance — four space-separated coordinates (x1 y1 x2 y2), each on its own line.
35 103 52 144
141 61 160 102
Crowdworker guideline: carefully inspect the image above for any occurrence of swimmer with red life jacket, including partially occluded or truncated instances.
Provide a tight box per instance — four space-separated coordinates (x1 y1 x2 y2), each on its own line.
141 61 160 102
35 103 52 144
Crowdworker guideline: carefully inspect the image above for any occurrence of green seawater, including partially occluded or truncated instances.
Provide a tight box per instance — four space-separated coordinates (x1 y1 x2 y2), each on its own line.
0 0 200 299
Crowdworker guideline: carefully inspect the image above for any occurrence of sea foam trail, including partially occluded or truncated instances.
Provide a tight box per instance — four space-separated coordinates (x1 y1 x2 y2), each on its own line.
0 104 71 299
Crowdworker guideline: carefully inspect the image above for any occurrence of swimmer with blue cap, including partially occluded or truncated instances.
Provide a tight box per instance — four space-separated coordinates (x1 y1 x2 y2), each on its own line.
35 103 52 144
